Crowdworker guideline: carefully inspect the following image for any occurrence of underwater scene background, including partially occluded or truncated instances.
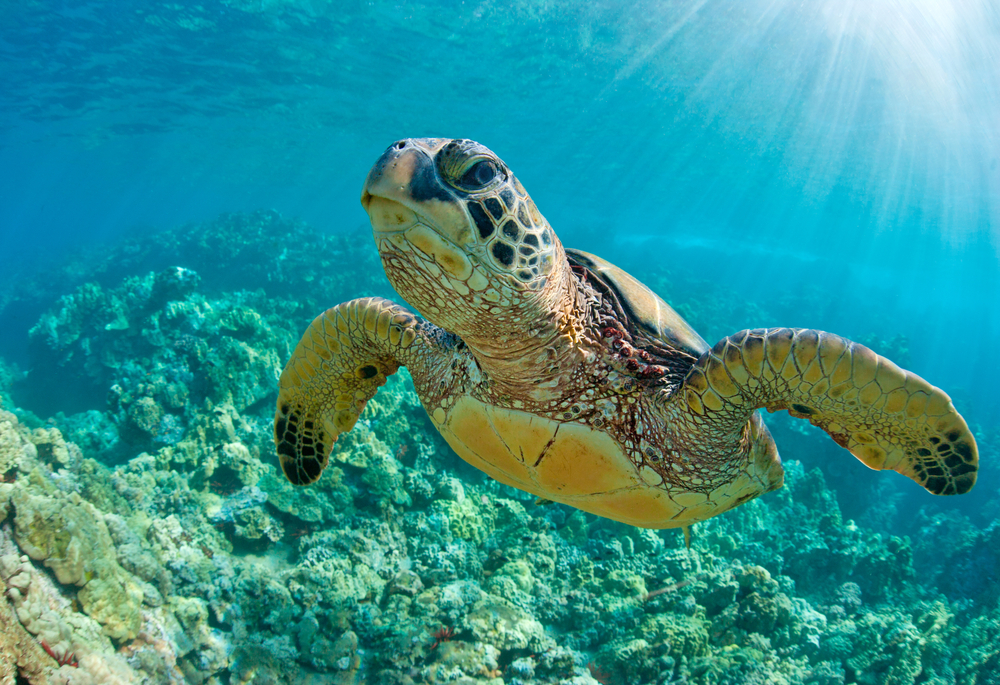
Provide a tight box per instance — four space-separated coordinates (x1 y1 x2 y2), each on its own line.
1 1 999 684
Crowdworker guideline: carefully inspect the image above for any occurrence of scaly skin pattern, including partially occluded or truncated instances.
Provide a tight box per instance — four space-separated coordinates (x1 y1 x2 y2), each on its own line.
274 297 459 485
275 137 977 527
668 328 977 496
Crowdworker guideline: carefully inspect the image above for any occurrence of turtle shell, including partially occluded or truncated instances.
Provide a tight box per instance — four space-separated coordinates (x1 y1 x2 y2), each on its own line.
566 249 709 359
422 250 777 529
431 395 779 528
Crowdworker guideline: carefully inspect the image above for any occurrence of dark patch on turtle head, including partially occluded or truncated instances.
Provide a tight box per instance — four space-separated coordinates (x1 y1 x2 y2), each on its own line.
491 242 515 267
408 156 455 203
468 201 495 239
364 139 454 205
424 140 562 285
484 197 504 220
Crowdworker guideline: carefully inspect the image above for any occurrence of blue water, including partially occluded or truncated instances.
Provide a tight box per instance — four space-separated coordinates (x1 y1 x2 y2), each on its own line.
3 1 998 407
1 1 999 682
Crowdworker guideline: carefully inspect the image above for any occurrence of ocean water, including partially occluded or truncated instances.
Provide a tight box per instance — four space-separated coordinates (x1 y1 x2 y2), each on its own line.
1 1 998 683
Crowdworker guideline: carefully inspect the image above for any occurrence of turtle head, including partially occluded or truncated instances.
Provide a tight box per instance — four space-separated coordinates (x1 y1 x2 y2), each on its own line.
361 138 569 343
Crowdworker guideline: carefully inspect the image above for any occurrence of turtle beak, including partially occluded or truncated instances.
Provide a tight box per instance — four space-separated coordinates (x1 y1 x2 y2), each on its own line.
361 140 429 234
361 138 450 211
363 140 414 211
361 139 474 247
360 189 373 211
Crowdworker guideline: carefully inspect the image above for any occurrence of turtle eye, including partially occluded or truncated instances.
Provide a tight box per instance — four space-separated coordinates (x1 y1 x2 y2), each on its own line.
436 143 505 192
458 159 498 189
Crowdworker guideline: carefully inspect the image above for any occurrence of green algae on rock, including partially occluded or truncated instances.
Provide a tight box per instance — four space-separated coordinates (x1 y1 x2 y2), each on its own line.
11 487 144 640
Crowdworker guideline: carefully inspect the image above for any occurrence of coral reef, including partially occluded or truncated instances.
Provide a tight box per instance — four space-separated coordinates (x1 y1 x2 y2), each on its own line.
11 486 144 641
0 564 51 685
0 212 996 684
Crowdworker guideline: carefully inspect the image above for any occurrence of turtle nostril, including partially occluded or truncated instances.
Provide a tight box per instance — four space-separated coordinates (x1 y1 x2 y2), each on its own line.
394 140 406 150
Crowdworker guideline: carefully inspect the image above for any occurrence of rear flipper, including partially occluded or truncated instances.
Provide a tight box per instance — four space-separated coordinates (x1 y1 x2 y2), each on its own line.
274 297 435 485
681 328 977 495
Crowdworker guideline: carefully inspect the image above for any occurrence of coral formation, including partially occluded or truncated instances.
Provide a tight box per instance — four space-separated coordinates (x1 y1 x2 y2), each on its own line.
11 486 144 641
0 561 51 685
0 212 996 684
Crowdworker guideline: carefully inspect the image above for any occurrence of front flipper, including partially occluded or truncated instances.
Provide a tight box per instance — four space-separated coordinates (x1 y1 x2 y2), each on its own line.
274 297 441 485
680 328 977 495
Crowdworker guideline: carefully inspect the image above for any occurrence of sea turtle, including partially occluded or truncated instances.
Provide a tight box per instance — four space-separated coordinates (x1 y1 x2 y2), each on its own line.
273 138 978 529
